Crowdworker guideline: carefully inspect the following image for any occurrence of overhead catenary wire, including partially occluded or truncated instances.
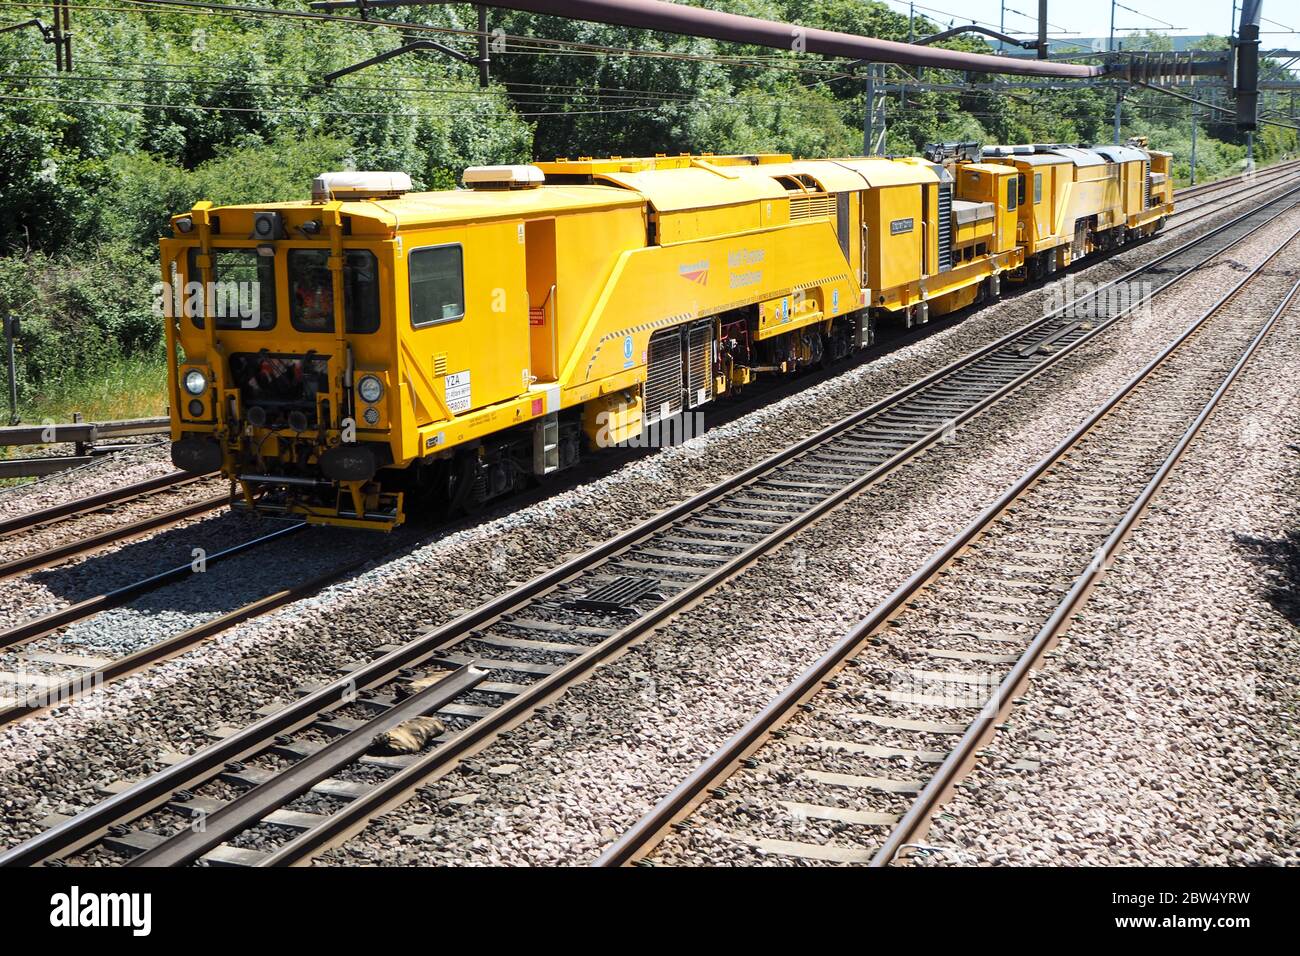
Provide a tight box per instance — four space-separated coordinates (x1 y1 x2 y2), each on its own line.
0 0 891 84
2 0 1292 149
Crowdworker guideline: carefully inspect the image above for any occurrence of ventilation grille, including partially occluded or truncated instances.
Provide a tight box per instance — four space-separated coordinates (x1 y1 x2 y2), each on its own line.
789 194 835 221
1143 162 1152 208
644 330 683 424
433 353 448 377
936 182 953 272
686 320 713 409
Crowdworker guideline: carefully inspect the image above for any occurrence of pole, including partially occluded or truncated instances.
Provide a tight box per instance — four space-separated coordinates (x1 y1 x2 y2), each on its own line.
51 1 63 72
880 76 887 152
60 0 71 71
1114 87 1123 144
476 5 489 87
1037 0 1047 59
1109 0 1115 54
1246 130 1254 172
999 1 1005 54
1190 101 1198 184
864 64 875 156
4 317 19 426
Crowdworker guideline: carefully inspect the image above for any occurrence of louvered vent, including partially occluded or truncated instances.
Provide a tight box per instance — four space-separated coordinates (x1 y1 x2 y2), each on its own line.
1143 162 1152 208
936 182 953 272
686 320 713 409
433 353 448 377
789 194 835 220
644 329 683 424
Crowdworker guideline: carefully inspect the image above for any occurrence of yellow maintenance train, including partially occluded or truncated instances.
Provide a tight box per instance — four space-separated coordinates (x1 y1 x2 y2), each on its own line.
162 141 1173 528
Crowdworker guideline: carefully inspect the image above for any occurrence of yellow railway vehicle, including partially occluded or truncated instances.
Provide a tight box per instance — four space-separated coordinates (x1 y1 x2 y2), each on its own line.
161 145 1169 529
981 142 1173 280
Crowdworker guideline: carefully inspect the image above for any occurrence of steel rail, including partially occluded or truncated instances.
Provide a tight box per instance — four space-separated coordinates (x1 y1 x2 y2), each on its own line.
0 471 208 538
1173 157 1300 200
0 549 383 727
1166 170 1300 232
0 523 305 651
127 666 489 867
221 194 1300 867
1176 168 1300 212
0 494 228 580
594 230 1300 868
1 186 1292 868
872 282 1300 865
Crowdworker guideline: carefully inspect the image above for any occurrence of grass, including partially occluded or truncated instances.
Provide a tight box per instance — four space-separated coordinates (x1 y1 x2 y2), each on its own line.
4 354 167 429
0 354 167 488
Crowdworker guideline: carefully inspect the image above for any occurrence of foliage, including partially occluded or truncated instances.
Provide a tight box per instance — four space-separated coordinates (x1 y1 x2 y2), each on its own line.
0 1 1294 417
0 240 160 399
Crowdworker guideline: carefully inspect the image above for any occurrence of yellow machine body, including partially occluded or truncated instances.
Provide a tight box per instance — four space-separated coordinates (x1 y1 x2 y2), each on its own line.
162 145 1170 528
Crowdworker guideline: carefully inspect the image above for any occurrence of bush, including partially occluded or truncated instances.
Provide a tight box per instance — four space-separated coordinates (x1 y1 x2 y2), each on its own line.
98 134 358 250
0 241 160 404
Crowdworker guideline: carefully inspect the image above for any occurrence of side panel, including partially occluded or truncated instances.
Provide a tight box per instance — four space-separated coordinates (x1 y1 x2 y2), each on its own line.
868 184 925 295
399 220 530 419
525 218 559 382
552 206 648 381
560 220 857 388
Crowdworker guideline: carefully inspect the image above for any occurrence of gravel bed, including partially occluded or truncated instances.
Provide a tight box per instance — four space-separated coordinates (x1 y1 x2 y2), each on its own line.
0 475 224 568
0 194 1293 858
901 293 1300 867
647 271 1299 866
312 208 1300 866
0 509 286 630
0 442 176 522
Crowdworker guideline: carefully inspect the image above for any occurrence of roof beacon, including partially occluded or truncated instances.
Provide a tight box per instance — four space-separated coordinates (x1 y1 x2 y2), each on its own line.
463 165 547 190
312 171 413 203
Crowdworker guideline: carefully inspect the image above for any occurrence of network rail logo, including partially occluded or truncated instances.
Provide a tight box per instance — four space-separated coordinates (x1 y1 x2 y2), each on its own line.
678 260 710 285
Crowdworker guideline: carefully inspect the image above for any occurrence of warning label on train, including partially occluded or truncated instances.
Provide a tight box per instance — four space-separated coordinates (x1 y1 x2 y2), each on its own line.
445 371 472 413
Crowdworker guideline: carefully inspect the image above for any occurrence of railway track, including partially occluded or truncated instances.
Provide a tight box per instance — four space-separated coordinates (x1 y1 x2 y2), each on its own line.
1 182 1294 868
0 488 229 581
0 471 213 539
0 522 307 654
1172 157 1300 202
0 539 387 728
595 231 1300 867
1165 161 1300 233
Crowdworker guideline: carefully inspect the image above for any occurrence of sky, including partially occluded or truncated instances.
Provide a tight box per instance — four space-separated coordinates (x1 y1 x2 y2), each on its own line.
873 0 1300 47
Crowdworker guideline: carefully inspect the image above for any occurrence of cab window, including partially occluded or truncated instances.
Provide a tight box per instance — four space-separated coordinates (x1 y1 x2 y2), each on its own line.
1007 178 1018 212
410 245 465 327
288 249 380 333
1034 173 1043 204
186 248 276 330
1017 173 1026 207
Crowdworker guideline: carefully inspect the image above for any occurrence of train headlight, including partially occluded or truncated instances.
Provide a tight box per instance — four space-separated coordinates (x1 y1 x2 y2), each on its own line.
357 375 384 404
183 369 208 395
363 406 380 426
